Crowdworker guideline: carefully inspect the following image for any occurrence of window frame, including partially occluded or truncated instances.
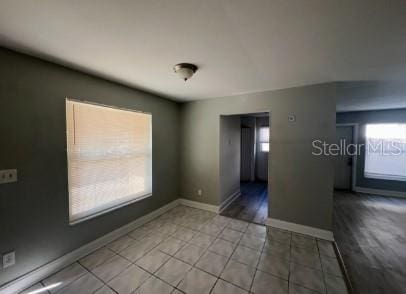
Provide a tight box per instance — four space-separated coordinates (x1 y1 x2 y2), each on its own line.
258 126 270 152
66 98 153 225
364 123 406 182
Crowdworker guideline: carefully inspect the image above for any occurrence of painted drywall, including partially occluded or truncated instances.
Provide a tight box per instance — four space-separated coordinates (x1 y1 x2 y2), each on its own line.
255 116 269 181
336 81 406 112
337 109 406 192
180 84 337 230
0 48 180 287
219 116 241 204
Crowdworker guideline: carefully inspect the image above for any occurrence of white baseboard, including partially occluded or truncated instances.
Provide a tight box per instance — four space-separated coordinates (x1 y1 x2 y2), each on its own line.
179 198 219 213
266 218 334 241
0 199 180 294
219 190 241 213
2 195 341 293
354 186 406 199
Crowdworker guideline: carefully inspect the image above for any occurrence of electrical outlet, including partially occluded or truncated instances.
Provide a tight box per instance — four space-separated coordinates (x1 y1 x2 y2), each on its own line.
197 189 202 196
0 169 18 184
3 251 15 269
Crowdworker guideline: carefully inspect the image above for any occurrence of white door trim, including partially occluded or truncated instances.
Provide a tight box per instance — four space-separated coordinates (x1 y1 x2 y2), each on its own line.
336 123 359 191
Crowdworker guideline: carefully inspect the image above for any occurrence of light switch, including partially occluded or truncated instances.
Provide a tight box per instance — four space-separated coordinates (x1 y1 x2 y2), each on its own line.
0 169 17 184
3 251 15 268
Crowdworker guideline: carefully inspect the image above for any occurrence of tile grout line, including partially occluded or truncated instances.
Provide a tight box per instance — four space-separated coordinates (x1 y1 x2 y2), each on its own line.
27 206 195 294
170 215 218 292
98 215 198 293
41 261 88 294
33 206 345 294
77 249 128 294
206 219 237 294
139 217 213 292
172 217 228 293
288 237 328 294
248 229 267 293
155 210 340 293
211 222 247 293
139 213 217 293
210 221 255 293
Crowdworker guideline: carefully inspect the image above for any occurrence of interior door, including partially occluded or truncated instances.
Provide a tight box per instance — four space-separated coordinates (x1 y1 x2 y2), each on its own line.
334 126 353 190
241 127 252 181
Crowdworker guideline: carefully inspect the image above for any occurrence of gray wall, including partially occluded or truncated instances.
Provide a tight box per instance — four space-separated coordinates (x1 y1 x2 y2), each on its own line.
337 109 406 192
219 116 241 204
0 48 180 287
180 83 336 230
336 81 406 112
0 47 340 287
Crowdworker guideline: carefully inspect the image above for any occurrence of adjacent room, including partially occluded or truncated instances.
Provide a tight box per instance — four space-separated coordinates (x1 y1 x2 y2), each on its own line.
220 113 270 225
333 106 406 294
0 1 405 294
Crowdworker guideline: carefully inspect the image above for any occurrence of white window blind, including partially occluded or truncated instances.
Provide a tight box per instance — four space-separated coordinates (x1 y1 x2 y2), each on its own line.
365 124 406 181
259 126 270 152
66 100 152 224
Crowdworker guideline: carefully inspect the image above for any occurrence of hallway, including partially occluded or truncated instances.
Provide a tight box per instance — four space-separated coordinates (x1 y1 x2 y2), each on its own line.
221 182 268 225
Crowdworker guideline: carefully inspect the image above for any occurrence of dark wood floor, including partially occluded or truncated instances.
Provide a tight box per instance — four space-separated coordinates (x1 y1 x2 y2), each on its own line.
334 191 406 294
221 186 406 293
221 182 268 224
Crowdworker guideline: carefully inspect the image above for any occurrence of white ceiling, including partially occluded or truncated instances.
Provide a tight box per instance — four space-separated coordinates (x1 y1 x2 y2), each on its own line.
0 0 405 105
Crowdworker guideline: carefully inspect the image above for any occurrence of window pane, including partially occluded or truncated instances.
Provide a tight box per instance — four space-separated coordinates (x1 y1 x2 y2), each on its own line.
260 143 269 152
259 127 269 152
66 100 152 223
259 127 269 143
365 124 406 181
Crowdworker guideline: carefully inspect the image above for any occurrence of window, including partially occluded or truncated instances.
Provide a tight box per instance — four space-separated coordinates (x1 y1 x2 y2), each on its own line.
365 124 406 181
66 100 152 224
259 126 270 152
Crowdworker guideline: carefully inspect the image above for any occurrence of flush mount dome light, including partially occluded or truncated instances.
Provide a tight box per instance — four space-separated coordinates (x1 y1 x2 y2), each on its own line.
173 63 198 81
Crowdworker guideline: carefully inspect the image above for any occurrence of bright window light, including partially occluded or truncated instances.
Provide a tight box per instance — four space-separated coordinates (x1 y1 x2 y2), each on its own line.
66 100 152 224
260 143 269 152
259 127 270 152
365 124 406 181
366 123 406 139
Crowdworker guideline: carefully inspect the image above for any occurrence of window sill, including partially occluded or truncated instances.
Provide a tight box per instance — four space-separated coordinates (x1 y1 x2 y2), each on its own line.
364 173 406 182
69 193 152 226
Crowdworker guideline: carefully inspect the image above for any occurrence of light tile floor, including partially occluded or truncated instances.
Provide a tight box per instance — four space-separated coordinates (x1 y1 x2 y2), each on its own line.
20 206 348 294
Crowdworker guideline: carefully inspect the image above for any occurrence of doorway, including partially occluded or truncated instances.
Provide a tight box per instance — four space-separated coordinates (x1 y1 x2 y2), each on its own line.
334 125 357 190
220 113 269 224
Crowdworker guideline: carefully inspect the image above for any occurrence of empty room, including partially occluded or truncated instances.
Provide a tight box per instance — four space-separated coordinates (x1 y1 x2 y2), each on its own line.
0 1 405 294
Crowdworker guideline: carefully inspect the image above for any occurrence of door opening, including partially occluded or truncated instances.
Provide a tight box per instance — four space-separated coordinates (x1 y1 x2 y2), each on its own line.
334 125 356 190
220 113 270 225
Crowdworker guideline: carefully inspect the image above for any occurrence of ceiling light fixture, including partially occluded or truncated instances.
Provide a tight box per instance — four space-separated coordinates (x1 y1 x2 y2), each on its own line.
173 63 198 81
